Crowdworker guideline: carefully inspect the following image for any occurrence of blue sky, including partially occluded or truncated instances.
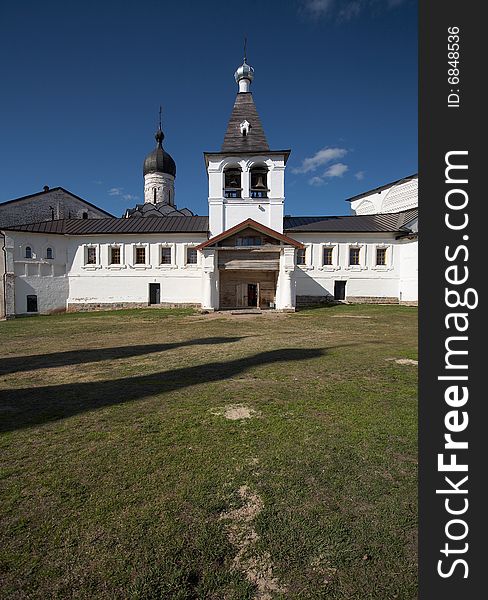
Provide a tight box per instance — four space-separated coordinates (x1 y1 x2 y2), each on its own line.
0 0 417 218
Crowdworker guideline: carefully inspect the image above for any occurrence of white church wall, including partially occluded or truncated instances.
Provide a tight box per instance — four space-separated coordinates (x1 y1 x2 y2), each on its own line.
4 231 69 315
207 155 286 236
290 233 415 303
350 176 418 215
398 238 418 303
66 233 207 309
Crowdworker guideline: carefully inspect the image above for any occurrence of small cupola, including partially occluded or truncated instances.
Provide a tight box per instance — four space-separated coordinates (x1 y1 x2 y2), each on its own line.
234 41 254 93
143 125 176 178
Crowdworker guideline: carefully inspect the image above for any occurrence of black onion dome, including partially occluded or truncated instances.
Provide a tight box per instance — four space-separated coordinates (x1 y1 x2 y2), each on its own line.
143 127 176 177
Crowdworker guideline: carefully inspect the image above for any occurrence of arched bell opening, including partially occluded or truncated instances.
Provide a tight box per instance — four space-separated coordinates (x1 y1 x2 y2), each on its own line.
250 165 269 198
223 165 242 198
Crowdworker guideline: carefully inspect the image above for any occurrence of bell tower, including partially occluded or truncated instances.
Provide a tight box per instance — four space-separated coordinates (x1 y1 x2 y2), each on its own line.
204 55 290 237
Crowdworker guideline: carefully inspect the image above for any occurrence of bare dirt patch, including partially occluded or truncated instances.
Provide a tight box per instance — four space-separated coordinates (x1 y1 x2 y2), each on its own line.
212 405 258 420
330 315 372 319
386 358 418 366
220 486 286 600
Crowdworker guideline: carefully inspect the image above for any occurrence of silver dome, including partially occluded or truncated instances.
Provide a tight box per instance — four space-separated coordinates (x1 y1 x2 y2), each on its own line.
234 60 254 83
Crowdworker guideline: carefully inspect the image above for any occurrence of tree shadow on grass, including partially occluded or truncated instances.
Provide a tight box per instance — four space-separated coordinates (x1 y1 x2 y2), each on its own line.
0 337 244 376
0 347 330 433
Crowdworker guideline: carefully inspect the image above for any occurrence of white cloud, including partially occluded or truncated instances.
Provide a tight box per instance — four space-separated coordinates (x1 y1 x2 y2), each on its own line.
338 1 362 21
108 187 138 201
308 176 326 186
354 170 365 180
300 0 407 21
292 147 348 174
300 0 334 18
324 162 349 177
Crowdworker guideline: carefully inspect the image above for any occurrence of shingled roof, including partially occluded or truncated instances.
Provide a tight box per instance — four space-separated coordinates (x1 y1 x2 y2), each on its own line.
3 216 209 235
283 208 418 233
221 92 270 153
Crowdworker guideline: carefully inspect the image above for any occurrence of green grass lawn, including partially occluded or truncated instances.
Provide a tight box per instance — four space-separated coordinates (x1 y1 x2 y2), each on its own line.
0 305 417 599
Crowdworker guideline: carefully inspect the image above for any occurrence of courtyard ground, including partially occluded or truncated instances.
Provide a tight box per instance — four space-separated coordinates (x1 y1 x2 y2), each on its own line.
0 305 417 599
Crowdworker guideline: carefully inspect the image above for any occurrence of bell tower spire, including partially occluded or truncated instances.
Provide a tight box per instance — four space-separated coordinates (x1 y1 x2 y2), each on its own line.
204 53 291 237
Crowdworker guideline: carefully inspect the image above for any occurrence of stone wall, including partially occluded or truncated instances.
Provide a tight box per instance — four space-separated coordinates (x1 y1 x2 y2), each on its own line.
0 188 111 228
296 295 334 308
346 296 398 304
67 302 199 312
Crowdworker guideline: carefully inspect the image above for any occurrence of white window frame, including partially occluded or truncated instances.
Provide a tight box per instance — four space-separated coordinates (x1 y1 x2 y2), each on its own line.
130 243 151 269
318 243 340 271
22 244 36 260
345 243 367 271
183 244 200 268
156 243 177 269
372 244 393 271
45 245 55 260
82 244 101 270
107 244 126 269
296 244 313 270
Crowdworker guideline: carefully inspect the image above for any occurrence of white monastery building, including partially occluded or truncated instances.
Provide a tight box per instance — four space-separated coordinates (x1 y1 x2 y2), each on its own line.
0 58 418 318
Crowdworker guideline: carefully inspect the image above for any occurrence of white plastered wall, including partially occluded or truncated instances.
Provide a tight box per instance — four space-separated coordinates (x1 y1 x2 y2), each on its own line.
350 177 418 215
3 231 69 315
207 154 286 236
290 232 417 301
67 233 207 306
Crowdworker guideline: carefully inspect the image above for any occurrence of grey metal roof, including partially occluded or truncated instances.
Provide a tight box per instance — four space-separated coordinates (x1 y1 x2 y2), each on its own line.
222 92 270 153
345 174 418 202
3 210 417 236
284 208 418 233
3 216 209 235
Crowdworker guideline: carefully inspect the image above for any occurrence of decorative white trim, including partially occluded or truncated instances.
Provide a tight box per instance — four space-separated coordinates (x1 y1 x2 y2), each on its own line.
296 243 313 270
129 243 151 269
182 244 200 268
108 244 124 267
156 242 177 269
371 244 394 271
345 243 368 271
82 243 101 269
318 243 340 271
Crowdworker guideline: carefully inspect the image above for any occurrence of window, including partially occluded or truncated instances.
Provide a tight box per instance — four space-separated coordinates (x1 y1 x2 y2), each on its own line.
110 246 121 264
25 246 32 259
26 295 38 312
82 212 88 219
46 247 53 259
186 247 198 265
323 247 333 266
236 236 262 246
376 247 387 266
349 247 360 266
250 166 268 198
297 248 306 266
160 247 172 264
86 247 97 265
224 166 242 198
135 247 146 265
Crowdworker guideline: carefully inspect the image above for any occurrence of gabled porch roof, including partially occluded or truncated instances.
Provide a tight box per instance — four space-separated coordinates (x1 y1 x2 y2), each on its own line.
195 218 304 251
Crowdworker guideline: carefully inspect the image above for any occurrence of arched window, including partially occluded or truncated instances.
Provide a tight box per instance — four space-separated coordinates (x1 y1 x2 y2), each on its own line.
46 247 53 259
250 165 268 198
25 246 32 259
224 165 242 198
82 212 88 219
